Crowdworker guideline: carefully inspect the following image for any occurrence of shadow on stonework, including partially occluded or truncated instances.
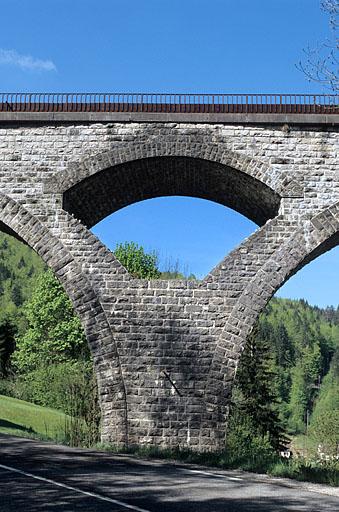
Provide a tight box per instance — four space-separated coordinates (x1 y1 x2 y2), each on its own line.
131 309 215 449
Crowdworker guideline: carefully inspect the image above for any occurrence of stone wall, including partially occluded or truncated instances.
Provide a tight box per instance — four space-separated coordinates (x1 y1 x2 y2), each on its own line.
0 118 338 450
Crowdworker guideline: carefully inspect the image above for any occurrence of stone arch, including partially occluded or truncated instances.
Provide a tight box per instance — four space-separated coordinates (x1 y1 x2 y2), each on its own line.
206 202 339 408
45 141 285 227
0 193 128 444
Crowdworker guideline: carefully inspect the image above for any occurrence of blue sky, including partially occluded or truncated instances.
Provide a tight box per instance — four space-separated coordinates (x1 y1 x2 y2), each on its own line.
0 0 333 93
0 0 338 306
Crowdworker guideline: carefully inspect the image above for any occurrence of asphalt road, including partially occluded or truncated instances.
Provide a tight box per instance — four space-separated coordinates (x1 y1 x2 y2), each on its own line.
0 434 338 512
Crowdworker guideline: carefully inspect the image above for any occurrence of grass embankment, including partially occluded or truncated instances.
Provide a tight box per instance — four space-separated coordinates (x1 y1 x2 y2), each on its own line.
97 444 339 487
0 394 67 441
291 434 319 458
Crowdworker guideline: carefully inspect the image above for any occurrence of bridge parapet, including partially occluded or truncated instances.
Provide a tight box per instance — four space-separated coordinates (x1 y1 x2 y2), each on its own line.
1 92 338 113
0 92 338 124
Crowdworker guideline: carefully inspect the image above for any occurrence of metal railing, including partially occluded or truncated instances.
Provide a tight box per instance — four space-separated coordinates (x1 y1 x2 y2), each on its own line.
0 93 338 114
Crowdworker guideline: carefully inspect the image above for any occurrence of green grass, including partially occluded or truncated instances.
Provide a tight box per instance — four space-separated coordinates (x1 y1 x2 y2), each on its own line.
0 394 67 441
291 434 318 458
96 444 339 487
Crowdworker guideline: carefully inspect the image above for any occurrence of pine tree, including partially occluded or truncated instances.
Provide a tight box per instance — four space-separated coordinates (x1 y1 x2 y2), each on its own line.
18 256 26 269
274 323 294 368
288 343 322 433
11 284 23 307
233 325 287 451
0 320 16 377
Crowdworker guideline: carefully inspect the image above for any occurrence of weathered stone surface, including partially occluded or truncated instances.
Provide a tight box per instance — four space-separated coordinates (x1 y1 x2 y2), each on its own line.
0 118 338 451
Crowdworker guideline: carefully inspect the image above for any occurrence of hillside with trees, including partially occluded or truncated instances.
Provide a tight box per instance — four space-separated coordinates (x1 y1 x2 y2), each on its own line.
230 297 339 459
256 298 339 438
0 234 45 330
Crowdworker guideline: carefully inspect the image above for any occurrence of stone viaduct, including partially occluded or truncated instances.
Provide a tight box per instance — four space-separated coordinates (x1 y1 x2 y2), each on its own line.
0 93 338 451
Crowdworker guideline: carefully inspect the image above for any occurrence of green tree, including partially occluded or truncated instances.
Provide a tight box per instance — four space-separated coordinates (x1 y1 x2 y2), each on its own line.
12 271 88 373
273 323 294 368
114 242 161 279
311 410 339 457
0 319 16 377
231 326 287 451
0 262 11 281
18 256 26 269
11 283 23 307
311 348 339 424
288 343 322 433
